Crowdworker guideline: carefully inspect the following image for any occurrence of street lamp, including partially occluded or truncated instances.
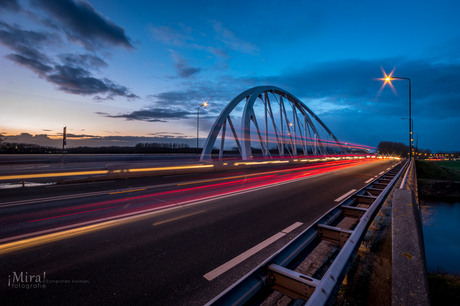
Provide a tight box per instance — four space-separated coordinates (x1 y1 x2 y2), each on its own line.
378 71 412 160
197 100 208 149
401 117 414 154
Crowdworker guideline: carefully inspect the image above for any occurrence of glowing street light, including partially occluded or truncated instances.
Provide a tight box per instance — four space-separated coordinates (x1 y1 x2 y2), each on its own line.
197 100 208 149
377 69 412 160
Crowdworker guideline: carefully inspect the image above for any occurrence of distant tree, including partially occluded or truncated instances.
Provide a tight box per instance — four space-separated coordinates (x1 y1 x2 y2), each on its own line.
377 141 409 157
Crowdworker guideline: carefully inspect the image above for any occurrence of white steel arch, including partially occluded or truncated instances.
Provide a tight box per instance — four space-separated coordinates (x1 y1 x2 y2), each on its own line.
200 86 347 161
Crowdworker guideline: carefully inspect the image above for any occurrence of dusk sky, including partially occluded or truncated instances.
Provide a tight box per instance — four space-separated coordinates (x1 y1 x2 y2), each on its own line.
1 0 459 152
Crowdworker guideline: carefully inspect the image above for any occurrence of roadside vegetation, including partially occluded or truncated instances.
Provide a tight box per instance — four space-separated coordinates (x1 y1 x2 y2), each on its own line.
416 160 460 199
428 273 460 306
434 161 460 171
416 160 460 181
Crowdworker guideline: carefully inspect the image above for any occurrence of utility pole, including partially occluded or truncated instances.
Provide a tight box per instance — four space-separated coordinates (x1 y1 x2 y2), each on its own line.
62 126 66 169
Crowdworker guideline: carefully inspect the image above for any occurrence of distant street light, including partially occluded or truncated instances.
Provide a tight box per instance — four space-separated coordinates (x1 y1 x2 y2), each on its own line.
197 100 208 149
378 70 412 159
401 118 414 153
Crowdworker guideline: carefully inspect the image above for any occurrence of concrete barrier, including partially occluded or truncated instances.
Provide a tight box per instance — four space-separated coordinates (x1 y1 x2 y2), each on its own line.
392 160 430 306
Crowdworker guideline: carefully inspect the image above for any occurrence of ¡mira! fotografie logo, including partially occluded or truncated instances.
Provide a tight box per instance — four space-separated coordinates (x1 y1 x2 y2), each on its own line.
8 271 46 289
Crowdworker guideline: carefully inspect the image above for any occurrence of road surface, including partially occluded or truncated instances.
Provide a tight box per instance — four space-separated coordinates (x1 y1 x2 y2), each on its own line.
0 158 398 305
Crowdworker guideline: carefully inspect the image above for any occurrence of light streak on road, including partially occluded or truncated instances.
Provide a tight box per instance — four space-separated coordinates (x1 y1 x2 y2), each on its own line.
0 220 124 255
11 159 378 227
0 164 215 180
0 158 386 253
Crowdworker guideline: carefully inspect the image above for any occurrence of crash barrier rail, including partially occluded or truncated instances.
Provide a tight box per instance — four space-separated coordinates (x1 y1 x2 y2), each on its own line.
206 159 407 305
399 158 412 189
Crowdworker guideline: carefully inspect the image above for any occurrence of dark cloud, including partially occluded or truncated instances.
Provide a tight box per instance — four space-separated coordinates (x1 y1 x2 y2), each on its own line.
0 0 21 12
0 21 55 63
170 52 201 78
0 21 53 74
58 53 108 69
176 61 201 78
3 133 57 146
0 21 138 101
46 65 138 100
33 0 134 50
97 108 193 122
65 133 98 138
6 53 53 75
148 132 185 136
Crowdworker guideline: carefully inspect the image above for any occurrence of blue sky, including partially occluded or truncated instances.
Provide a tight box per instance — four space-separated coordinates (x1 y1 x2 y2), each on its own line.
1 0 459 152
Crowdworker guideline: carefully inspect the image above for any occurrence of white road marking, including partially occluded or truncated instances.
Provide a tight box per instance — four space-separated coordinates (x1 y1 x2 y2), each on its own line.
204 232 286 281
379 171 385 175
365 178 374 184
281 222 303 233
334 189 357 202
202 222 304 281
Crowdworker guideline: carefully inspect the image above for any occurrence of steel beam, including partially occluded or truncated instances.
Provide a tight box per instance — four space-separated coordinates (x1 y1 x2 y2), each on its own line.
219 119 227 161
227 116 242 157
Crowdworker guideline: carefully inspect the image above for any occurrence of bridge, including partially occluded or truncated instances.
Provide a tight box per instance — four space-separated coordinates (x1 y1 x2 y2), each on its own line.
200 86 347 161
0 86 428 305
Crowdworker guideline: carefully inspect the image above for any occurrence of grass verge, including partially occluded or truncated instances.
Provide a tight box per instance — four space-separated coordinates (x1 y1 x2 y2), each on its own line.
416 160 460 181
434 161 460 171
428 273 460 306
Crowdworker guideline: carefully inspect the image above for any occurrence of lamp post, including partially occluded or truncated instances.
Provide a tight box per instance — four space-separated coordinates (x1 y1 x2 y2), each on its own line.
380 73 412 160
197 101 208 150
401 117 413 156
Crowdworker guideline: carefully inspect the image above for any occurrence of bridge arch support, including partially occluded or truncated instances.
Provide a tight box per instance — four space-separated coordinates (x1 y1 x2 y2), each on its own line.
200 86 346 161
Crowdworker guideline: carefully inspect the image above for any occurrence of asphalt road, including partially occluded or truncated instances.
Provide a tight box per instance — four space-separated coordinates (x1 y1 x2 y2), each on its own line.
0 158 399 305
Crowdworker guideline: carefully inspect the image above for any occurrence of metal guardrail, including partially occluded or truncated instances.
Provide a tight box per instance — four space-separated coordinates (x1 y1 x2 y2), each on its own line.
305 160 408 305
206 159 407 305
399 158 412 189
